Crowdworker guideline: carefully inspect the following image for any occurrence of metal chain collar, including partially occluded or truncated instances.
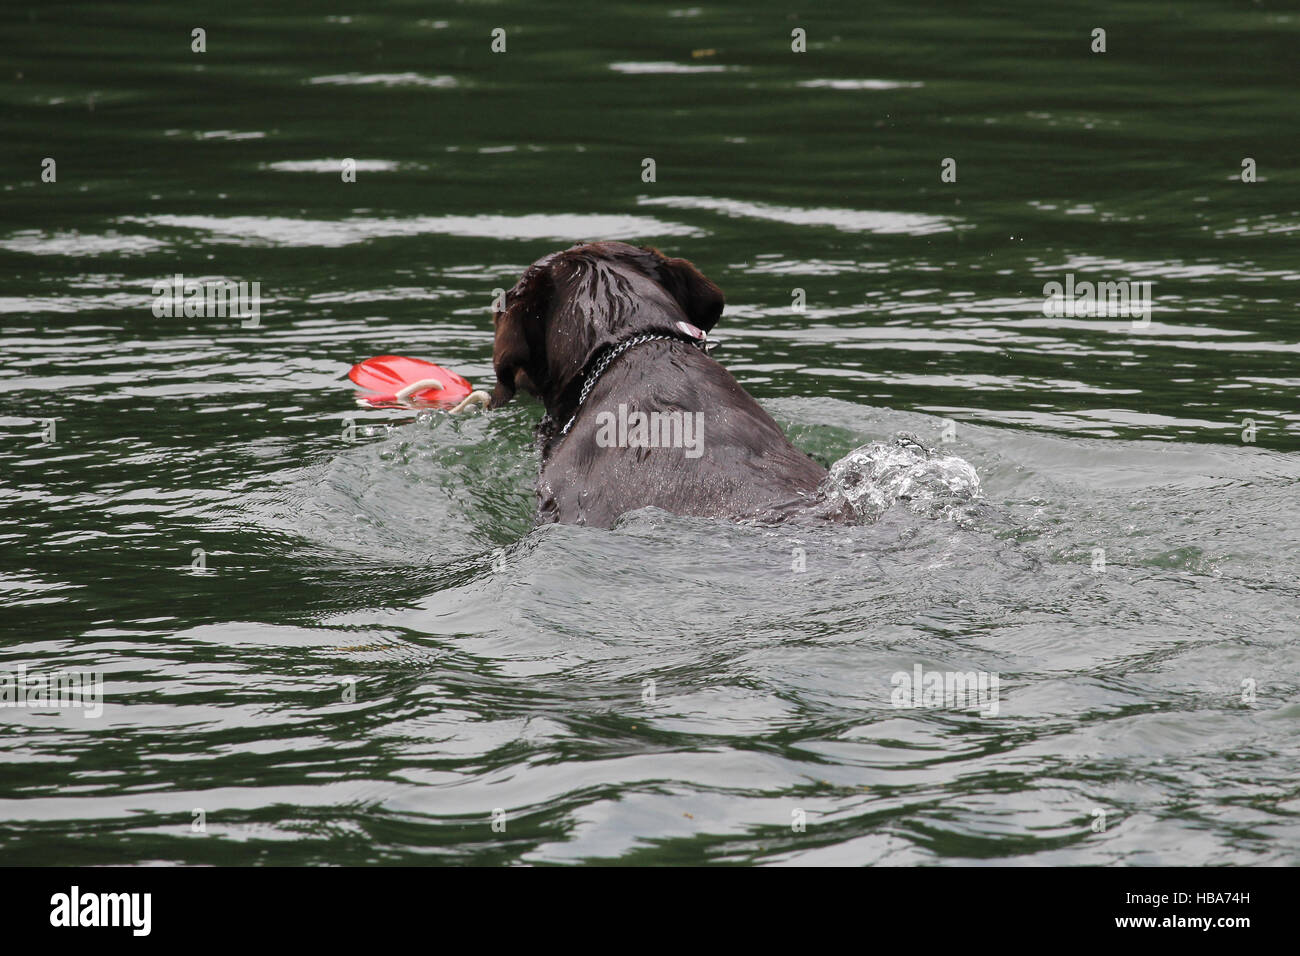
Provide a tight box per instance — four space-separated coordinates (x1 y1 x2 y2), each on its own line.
558 333 689 437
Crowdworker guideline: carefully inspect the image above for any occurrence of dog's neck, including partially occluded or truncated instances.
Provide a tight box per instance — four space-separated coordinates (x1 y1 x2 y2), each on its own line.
537 327 710 456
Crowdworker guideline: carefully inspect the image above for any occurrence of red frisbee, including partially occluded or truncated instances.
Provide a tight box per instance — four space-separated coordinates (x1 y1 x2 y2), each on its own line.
348 355 476 408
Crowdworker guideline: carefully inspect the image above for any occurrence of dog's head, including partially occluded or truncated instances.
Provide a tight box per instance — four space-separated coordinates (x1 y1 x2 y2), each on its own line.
488 241 725 409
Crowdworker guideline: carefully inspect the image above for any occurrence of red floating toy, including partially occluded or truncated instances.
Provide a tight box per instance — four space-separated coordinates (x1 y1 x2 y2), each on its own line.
348 355 489 411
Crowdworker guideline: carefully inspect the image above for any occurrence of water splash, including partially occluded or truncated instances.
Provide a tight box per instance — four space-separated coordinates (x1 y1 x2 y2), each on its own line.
820 431 981 523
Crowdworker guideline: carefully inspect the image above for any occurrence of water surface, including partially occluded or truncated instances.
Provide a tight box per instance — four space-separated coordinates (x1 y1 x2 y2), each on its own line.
1 1 1298 865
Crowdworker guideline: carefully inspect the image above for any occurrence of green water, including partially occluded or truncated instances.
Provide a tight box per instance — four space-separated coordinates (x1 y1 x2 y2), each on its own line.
1 1 1298 865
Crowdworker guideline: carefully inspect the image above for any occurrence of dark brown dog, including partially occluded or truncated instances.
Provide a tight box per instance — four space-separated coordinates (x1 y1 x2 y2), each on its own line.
489 241 834 527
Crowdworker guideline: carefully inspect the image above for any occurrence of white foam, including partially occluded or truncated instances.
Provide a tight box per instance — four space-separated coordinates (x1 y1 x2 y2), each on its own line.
821 433 981 523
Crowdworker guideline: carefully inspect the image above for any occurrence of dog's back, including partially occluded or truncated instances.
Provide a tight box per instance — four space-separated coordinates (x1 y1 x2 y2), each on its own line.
537 337 829 527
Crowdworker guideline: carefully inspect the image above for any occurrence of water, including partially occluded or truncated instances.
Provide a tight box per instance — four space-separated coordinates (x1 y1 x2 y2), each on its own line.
2 1 1298 865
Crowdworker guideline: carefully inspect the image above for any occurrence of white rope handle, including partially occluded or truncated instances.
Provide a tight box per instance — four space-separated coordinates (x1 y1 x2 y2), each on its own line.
386 380 489 413
394 377 446 402
447 390 491 413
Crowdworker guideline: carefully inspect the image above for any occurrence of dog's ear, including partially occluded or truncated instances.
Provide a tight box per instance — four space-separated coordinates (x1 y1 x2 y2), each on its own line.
489 265 552 408
644 248 725 333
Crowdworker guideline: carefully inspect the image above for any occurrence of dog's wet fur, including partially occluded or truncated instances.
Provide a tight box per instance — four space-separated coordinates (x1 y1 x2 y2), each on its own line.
490 241 846 527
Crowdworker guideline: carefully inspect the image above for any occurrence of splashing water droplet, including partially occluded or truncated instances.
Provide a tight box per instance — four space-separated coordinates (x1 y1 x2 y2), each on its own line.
820 432 981 523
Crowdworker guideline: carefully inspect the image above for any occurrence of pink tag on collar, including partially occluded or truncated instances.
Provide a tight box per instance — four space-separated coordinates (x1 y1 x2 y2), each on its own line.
676 320 706 341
